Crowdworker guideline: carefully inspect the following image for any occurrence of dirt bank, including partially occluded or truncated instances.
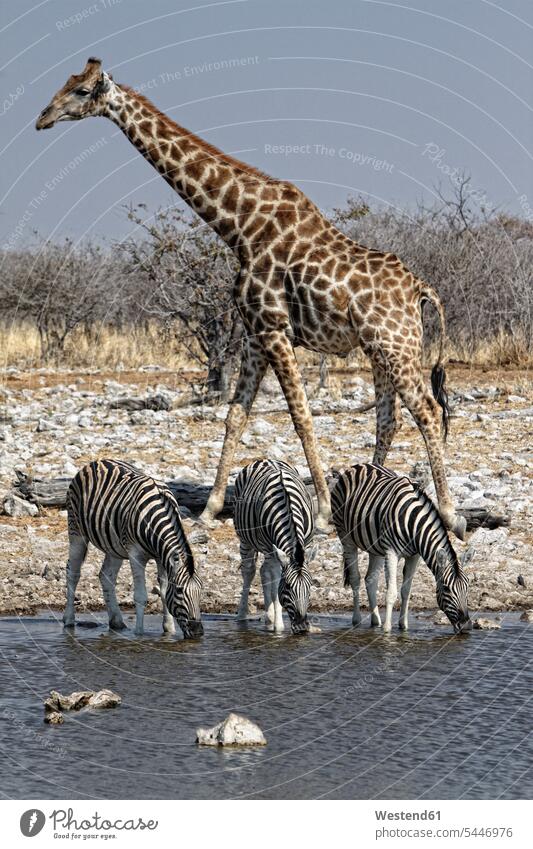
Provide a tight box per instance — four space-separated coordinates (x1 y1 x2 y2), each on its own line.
0 364 531 618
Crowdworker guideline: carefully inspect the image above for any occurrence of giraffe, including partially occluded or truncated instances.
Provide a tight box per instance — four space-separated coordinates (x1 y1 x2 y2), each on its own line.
36 58 466 540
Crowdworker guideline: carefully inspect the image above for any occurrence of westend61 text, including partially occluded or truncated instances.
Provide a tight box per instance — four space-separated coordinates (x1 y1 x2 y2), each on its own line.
375 810 441 821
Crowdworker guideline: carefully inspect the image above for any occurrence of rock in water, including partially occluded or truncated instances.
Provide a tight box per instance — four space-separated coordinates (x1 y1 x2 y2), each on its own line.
44 711 64 725
87 689 121 709
196 713 266 747
473 617 501 630
44 689 121 712
520 610 533 623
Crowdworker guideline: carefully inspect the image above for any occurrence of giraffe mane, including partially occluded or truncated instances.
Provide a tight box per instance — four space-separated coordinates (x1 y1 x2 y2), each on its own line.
119 84 277 183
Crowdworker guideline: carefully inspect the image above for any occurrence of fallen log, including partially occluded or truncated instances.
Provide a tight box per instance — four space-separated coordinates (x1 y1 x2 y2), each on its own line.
109 393 172 412
12 470 510 530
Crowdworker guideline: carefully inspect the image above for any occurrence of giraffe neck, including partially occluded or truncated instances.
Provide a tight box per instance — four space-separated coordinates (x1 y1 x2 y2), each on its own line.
104 82 268 252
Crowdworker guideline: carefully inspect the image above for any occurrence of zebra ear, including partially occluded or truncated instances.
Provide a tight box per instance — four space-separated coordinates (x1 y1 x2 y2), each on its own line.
460 547 475 567
273 546 289 567
435 548 448 573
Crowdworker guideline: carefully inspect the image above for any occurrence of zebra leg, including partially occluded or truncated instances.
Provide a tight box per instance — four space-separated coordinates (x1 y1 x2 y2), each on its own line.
236 543 257 621
383 550 399 632
128 547 149 635
365 554 384 627
371 362 403 464
99 553 126 631
63 534 88 627
262 554 284 631
342 542 362 626
156 561 175 635
200 336 268 526
399 555 420 631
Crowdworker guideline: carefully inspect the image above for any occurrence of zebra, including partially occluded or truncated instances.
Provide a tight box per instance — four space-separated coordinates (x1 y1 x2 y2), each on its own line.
64 459 203 638
331 463 473 633
233 459 317 634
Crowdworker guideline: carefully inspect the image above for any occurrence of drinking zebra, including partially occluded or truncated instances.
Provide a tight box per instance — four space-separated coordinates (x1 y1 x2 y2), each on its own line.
331 463 472 632
64 459 203 638
234 459 316 634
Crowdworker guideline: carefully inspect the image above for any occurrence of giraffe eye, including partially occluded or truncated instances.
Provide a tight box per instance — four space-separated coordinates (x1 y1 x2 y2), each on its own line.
75 88 91 96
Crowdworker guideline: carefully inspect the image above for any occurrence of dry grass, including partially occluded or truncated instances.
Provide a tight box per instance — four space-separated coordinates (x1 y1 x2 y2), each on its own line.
1 321 531 373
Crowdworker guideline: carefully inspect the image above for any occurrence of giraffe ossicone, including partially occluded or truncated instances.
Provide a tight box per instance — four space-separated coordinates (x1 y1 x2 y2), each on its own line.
36 57 466 540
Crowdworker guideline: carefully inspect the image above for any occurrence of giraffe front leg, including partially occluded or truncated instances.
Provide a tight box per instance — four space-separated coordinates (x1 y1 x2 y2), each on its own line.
262 330 332 533
200 336 268 527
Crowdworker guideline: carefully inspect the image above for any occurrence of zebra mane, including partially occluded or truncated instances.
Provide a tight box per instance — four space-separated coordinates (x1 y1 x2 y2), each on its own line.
409 478 460 575
278 467 306 570
158 486 195 576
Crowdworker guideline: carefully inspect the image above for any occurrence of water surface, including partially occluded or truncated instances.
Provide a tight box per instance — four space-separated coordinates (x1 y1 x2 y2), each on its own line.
1 612 531 799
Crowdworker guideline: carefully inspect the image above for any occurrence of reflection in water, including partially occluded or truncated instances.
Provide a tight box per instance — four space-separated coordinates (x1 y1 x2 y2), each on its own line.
0 613 531 799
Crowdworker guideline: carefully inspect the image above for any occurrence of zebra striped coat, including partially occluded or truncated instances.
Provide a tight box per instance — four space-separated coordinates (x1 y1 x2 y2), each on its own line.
65 459 203 638
331 463 471 632
234 459 315 633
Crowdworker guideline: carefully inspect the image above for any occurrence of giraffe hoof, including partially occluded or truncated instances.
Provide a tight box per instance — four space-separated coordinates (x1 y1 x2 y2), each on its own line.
314 515 334 536
453 514 467 541
196 509 218 530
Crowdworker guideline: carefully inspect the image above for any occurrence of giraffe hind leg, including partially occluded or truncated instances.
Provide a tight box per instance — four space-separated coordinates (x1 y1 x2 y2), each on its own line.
371 361 403 465
368 344 465 540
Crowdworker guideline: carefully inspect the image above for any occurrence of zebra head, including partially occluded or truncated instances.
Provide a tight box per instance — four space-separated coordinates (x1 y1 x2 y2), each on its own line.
435 547 474 633
165 553 203 639
274 541 316 634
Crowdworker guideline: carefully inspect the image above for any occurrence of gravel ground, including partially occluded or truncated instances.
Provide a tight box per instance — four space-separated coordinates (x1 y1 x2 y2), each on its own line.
0 363 531 619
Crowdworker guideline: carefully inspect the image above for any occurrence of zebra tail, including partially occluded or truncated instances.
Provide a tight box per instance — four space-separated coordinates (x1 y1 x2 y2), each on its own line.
343 558 350 588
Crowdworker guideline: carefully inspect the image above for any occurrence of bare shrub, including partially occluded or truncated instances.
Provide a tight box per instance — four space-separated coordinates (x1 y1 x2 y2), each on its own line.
333 184 533 363
0 240 125 363
117 206 241 401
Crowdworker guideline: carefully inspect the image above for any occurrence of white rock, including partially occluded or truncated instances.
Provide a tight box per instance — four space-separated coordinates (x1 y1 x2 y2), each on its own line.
196 713 266 746
468 527 509 547
473 617 501 630
250 418 274 436
2 494 38 518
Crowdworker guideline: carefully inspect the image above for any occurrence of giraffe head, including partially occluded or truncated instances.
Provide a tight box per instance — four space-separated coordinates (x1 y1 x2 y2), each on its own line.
36 57 112 130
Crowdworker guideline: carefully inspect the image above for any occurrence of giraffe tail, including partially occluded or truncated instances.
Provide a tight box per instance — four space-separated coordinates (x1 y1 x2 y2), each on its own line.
420 284 450 441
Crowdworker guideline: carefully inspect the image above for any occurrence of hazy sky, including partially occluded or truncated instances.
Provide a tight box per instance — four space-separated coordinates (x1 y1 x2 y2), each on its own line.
1 0 532 249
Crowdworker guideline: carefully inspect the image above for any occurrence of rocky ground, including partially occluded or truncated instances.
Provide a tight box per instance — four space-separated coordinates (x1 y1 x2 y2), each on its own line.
0 362 531 620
